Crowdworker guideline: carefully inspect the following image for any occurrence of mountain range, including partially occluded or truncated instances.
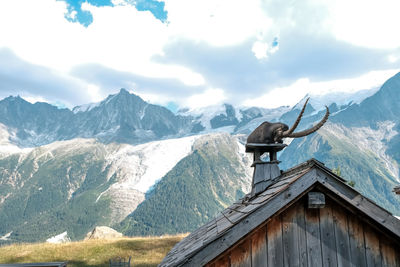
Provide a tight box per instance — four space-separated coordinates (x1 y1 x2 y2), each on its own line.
0 88 290 149
0 73 399 243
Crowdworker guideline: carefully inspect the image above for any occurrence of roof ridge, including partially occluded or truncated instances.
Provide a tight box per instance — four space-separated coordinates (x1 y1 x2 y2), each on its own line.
281 158 320 175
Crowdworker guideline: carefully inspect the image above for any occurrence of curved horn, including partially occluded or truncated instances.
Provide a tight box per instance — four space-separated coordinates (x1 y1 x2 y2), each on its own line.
285 106 329 138
281 97 310 137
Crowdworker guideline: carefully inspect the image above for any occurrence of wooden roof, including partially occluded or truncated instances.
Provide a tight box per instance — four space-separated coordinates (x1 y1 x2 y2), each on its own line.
160 158 400 267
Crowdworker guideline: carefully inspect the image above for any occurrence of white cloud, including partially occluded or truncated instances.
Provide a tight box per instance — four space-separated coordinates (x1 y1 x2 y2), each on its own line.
66 10 77 20
135 91 172 105
251 39 279 59
21 95 49 104
0 48 92 107
165 0 273 47
0 0 399 108
252 41 269 59
388 55 399 63
185 88 226 109
243 78 310 108
0 0 84 70
112 0 126 5
87 84 103 102
260 0 400 49
0 0 205 100
0 0 272 88
134 87 227 110
243 69 400 108
326 0 400 49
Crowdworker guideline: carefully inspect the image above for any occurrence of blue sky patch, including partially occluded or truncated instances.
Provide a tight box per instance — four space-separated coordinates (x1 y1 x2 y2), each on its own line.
165 101 179 113
272 37 279 47
135 0 167 22
59 0 167 26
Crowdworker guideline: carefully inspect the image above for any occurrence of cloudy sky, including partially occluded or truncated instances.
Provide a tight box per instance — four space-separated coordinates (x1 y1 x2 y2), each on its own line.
0 0 400 111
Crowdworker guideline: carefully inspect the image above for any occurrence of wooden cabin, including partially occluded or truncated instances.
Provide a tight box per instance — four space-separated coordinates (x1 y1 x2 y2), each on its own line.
160 157 400 267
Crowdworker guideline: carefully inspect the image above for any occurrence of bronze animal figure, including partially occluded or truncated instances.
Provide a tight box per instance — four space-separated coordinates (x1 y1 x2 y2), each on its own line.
247 98 329 144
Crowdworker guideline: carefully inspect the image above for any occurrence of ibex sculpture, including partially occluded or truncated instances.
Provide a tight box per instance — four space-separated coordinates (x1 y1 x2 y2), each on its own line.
247 98 329 144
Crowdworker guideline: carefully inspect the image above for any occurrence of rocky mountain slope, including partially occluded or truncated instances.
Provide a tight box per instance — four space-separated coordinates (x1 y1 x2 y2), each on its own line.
118 133 251 236
280 122 400 213
0 73 400 243
0 89 192 147
279 73 400 214
0 133 250 242
0 89 289 148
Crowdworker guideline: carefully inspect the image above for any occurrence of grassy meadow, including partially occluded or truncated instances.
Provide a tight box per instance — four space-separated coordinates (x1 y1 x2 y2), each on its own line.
0 235 185 267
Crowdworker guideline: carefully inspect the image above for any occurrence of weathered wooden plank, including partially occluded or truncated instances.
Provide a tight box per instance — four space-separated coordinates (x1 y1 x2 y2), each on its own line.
252 163 278 196
282 202 300 267
319 198 338 267
251 226 268 267
214 254 230 267
332 204 352 267
230 239 251 267
254 163 280 182
348 214 367 267
305 207 323 267
308 191 325 208
267 215 284 267
296 200 308 267
216 215 234 234
397 246 400 267
364 224 382 267
316 170 400 238
380 237 398 267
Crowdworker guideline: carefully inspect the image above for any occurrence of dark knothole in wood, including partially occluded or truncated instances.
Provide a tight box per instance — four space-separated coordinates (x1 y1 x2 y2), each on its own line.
308 191 325 209
394 185 400 195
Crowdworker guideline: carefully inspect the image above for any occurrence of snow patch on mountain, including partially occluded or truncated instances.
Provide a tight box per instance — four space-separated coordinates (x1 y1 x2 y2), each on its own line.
0 124 32 157
236 137 253 191
94 135 201 223
351 121 399 180
295 88 379 112
72 102 100 113
105 135 200 193
140 103 149 120
179 104 290 135
234 107 291 134
46 231 71 243
179 104 229 130
0 231 12 241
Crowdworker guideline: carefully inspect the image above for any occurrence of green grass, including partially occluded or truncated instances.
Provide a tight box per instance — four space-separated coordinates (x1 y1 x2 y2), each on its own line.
0 235 185 267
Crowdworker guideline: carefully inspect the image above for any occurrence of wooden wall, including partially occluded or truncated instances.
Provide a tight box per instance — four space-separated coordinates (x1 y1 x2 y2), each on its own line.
206 195 400 267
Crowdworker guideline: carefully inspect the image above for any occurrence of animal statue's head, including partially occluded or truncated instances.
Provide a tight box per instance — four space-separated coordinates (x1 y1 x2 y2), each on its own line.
247 98 329 144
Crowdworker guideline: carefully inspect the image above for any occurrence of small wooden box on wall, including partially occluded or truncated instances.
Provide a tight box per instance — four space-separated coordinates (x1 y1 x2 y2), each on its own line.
308 191 325 209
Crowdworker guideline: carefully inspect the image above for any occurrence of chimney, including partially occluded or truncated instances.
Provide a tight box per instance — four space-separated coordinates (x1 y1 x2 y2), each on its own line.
246 143 286 197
